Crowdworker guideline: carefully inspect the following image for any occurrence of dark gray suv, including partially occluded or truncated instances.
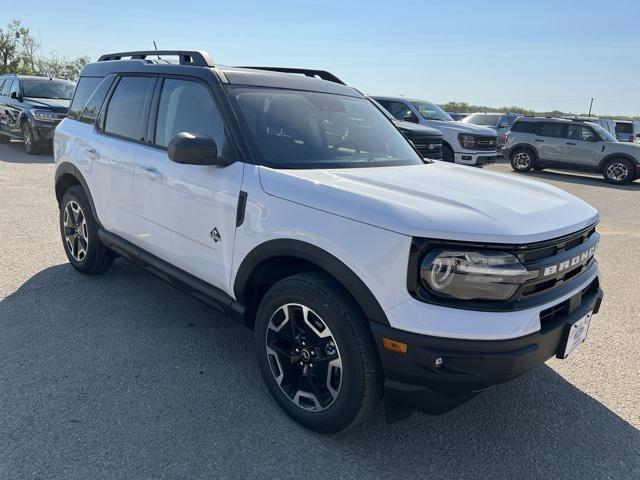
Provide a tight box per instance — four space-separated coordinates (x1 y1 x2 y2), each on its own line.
503 117 640 184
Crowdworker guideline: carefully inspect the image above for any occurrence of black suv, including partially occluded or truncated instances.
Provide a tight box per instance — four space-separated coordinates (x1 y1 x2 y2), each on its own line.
0 74 75 154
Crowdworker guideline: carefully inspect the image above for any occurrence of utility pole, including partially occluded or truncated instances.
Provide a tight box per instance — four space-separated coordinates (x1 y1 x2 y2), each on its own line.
588 98 594 116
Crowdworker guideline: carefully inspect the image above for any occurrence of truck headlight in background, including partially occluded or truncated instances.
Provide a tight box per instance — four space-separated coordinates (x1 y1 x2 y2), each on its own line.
32 110 64 121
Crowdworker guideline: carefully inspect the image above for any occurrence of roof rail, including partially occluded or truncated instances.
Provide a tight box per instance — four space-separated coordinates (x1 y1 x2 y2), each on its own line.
97 50 214 67
236 66 345 85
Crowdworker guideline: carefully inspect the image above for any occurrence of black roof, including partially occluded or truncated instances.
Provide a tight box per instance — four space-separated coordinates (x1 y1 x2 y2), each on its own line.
81 50 363 98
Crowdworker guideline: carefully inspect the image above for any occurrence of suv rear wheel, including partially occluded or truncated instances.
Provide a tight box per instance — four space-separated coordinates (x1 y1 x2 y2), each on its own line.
510 148 534 172
59 186 114 274
255 272 382 433
602 158 634 184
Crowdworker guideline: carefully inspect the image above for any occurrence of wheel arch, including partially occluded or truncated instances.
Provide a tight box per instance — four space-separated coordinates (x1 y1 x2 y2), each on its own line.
55 162 101 227
509 143 539 160
234 239 389 329
598 153 637 171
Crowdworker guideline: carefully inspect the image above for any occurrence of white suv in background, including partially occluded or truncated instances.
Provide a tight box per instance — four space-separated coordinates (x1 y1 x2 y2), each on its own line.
54 50 604 433
372 96 499 166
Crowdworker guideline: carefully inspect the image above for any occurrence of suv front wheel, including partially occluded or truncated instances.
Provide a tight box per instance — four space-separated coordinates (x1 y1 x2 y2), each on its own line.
59 186 114 274
510 148 535 172
602 158 634 184
255 272 382 433
22 120 40 155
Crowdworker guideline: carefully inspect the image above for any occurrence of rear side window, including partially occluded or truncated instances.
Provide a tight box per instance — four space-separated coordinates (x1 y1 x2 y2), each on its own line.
104 76 155 141
79 75 116 125
537 122 565 138
69 77 103 120
153 78 225 148
510 120 537 134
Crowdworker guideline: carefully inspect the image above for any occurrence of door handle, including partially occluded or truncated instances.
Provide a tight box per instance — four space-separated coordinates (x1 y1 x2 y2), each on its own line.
84 147 99 159
566 142 576 145
142 166 163 181
534 139 544 142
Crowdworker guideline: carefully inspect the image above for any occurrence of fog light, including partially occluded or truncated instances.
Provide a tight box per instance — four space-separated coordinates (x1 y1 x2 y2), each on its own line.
434 357 444 368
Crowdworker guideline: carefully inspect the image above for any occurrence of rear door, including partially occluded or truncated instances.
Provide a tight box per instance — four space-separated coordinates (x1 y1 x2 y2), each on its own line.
133 75 244 290
533 122 566 162
564 123 603 168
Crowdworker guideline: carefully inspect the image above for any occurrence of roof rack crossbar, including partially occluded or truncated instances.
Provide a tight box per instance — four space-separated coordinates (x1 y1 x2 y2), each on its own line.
97 50 214 67
236 66 345 85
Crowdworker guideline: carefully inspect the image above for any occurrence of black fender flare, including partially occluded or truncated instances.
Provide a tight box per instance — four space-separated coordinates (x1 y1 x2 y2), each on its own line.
509 143 539 160
233 239 389 325
598 152 638 171
54 161 102 227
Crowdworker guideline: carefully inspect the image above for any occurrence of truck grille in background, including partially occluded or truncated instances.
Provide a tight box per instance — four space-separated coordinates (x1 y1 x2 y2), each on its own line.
474 135 498 151
412 137 443 159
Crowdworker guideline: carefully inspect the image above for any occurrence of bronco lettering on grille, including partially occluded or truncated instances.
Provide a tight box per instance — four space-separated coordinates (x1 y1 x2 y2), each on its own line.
542 245 597 277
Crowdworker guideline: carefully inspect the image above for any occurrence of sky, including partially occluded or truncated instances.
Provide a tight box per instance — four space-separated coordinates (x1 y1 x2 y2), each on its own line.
5 0 640 116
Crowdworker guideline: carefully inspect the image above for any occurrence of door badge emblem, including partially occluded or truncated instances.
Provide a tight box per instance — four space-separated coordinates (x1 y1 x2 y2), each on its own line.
210 227 221 243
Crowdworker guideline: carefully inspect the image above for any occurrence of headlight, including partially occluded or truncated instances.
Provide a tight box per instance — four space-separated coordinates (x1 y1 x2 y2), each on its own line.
420 250 536 301
32 110 64 121
458 133 477 149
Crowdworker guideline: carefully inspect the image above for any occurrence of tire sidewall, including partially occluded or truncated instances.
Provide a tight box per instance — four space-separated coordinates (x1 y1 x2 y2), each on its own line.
59 186 100 273
603 159 633 184
21 121 38 154
442 143 455 163
255 277 371 432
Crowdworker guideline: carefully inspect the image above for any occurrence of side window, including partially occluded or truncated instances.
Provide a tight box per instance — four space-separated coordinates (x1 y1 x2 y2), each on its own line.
0 79 5 94
537 122 564 138
2 79 14 97
153 78 226 149
567 125 595 141
382 101 417 122
511 120 537 134
103 76 155 141
68 77 103 120
79 75 116 125
9 80 20 97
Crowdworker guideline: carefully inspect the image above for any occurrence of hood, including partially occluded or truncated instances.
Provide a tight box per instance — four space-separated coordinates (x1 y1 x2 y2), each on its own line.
23 97 70 112
425 120 497 136
259 163 599 244
393 120 442 138
610 139 639 150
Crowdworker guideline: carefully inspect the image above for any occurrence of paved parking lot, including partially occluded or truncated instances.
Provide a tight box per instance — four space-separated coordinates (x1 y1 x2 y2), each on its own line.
1 141 638 479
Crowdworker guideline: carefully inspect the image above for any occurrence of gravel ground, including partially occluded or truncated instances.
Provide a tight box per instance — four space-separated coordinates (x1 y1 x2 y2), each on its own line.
1 141 638 479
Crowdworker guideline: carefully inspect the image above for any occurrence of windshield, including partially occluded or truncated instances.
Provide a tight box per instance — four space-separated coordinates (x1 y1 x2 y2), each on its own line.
411 102 453 122
463 114 501 126
232 87 424 169
592 123 617 142
22 80 74 99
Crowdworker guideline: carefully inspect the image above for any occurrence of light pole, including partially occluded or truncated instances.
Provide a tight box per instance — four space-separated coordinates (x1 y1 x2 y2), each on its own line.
588 98 594 116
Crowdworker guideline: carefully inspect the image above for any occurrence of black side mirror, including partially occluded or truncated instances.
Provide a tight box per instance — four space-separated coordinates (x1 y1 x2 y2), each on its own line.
403 114 418 123
10 91 20 100
167 132 229 166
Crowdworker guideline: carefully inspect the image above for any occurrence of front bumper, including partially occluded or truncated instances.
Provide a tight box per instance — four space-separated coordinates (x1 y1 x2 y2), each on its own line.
371 278 603 415
454 150 500 166
29 119 61 142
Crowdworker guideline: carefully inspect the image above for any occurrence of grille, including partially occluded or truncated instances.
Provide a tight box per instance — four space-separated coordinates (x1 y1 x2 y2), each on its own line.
473 135 498 151
539 278 600 330
516 225 598 299
412 138 443 159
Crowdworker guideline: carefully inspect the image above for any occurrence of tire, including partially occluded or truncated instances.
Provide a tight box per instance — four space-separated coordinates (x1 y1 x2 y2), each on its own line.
442 143 455 163
21 121 41 155
510 148 534 172
59 186 114 274
602 158 634 185
255 272 383 433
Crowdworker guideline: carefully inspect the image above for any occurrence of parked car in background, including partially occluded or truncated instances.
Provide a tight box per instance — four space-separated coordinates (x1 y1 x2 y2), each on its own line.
373 96 499 166
503 117 640 184
0 74 74 154
371 98 443 159
447 112 468 121
462 112 521 147
615 120 635 142
635 121 640 142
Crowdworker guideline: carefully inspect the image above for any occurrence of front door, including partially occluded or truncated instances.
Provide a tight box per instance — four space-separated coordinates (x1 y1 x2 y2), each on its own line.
133 76 243 291
564 123 603 168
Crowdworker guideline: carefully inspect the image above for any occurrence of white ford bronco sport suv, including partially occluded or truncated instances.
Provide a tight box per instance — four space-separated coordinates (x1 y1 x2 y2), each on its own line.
55 50 604 433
